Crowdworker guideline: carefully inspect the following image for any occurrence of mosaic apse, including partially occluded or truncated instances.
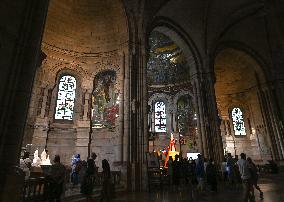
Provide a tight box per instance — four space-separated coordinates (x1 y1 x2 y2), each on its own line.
92 71 119 129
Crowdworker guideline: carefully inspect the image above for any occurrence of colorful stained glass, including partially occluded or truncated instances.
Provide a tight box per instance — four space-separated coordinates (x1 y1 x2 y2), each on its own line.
177 95 197 149
92 71 118 129
232 107 246 135
154 101 166 132
55 75 76 120
147 31 190 85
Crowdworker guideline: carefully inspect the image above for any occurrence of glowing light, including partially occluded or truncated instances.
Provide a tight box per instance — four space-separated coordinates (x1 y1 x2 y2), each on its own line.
55 75 76 120
232 107 246 136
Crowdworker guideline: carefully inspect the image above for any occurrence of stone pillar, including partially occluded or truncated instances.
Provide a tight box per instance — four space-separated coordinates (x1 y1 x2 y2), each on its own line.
123 50 130 163
119 53 125 163
192 79 204 154
192 70 224 163
192 76 208 157
76 90 92 161
31 85 52 153
257 83 284 160
126 16 148 191
0 0 49 200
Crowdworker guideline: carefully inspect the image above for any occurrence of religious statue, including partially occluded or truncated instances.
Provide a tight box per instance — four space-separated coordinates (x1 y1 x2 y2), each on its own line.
170 133 176 152
40 149 51 165
41 149 47 161
32 149 41 167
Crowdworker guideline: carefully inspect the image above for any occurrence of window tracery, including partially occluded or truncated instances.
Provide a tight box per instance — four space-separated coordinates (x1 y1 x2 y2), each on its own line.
55 75 77 120
154 101 167 132
231 107 246 136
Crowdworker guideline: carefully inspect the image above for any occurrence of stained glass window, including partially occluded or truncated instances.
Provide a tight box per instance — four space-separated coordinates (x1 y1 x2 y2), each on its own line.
91 71 118 129
55 75 77 120
231 107 246 135
154 101 166 132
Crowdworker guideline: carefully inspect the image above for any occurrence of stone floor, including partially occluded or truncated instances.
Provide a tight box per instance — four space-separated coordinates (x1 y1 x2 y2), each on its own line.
114 173 284 202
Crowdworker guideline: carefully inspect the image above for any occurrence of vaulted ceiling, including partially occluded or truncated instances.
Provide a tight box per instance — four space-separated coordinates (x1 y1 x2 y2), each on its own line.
42 0 128 53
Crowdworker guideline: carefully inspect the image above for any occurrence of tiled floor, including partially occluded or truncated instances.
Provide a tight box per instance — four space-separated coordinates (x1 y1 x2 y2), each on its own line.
114 173 284 202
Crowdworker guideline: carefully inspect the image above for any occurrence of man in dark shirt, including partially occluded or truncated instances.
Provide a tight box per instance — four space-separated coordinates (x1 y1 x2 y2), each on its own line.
48 155 66 202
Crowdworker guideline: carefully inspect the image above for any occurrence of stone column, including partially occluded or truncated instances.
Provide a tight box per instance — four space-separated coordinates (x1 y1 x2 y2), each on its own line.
0 0 49 200
192 70 224 163
257 82 284 160
76 89 92 161
119 52 125 162
123 49 130 163
192 76 208 157
192 79 204 154
31 85 52 153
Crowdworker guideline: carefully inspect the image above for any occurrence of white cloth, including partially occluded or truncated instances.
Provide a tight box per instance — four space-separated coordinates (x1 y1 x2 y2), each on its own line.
237 159 251 180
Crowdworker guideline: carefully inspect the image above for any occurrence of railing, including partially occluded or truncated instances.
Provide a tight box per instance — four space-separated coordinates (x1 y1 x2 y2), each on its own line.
95 171 121 186
22 177 49 202
22 170 121 201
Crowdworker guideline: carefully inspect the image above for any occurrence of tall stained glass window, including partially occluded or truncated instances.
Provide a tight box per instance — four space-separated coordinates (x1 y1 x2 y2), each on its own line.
231 107 246 136
154 101 166 132
55 75 77 120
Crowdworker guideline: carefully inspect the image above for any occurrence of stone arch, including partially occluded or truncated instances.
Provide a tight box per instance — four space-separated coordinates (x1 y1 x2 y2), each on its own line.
212 41 270 83
148 17 202 77
148 93 172 112
50 68 83 123
213 47 272 160
173 90 194 113
148 93 172 133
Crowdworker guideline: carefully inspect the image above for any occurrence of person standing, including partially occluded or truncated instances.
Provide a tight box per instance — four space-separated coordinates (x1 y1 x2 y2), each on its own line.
206 159 217 192
172 154 181 189
81 158 96 201
19 151 32 180
196 154 205 191
237 153 254 202
167 156 173 185
227 153 235 185
101 159 113 202
71 154 82 186
47 155 66 202
247 157 263 199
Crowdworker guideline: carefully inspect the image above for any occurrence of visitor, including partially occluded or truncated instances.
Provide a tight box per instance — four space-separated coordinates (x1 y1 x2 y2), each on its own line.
79 160 87 185
227 153 235 185
90 152 98 180
237 153 254 202
167 156 173 185
71 154 82 186
221 158 227 181
189 158 198 185
172 154 181 189
19 151 32 180
47 155 66 202
182 158 190 184
81 158 96 201
195 154 205 191
247 157 263 199
206 158 217 192
101 159 113 202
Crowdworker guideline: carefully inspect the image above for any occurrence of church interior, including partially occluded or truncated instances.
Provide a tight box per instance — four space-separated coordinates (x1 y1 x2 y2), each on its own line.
1 0 284 201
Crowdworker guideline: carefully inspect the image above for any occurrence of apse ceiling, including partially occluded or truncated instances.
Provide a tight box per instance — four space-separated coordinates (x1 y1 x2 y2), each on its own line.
215 48 259 96
147 31 190 86
214 48 263 116
42 0 128 53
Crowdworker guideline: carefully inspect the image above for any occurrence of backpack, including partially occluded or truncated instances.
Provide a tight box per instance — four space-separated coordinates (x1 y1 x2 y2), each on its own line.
75 160 82 173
